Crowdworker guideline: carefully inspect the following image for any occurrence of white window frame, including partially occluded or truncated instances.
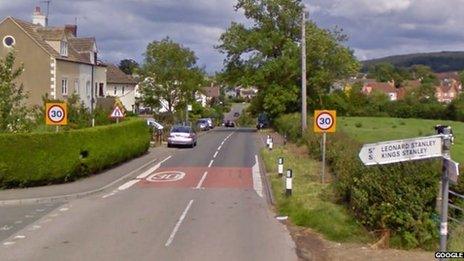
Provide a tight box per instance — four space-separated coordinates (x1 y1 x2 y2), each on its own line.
74 79 79 95
61 78 68 96
60 41 68 57
86 81 91 97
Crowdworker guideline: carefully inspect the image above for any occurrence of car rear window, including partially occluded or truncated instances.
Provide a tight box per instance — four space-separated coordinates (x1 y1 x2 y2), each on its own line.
171 126 190 133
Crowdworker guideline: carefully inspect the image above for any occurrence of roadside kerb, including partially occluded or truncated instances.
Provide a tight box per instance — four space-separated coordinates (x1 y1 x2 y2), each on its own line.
0 156 164 206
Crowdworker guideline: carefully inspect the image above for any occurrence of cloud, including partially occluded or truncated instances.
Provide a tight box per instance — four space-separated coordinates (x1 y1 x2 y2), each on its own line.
305 0 464 61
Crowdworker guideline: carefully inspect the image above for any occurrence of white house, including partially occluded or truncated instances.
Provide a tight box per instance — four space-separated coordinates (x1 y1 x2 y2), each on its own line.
106 64 138 111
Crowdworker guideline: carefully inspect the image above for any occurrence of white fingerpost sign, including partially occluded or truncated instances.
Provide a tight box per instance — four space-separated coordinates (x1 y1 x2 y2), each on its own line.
358 135 443 166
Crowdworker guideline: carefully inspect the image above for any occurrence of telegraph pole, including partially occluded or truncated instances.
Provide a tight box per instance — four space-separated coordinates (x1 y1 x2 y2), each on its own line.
301 8 307 133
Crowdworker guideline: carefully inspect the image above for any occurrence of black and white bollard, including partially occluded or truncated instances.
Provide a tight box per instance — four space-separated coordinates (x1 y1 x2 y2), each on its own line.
266 135 271 148
285 169 292 196
277 157 284 177
269 138 273 150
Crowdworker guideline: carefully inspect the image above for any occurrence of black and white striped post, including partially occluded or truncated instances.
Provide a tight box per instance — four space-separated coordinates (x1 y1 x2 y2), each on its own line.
277 157 284 177
269 137 274 150
266 135 271 147
285 169 292 196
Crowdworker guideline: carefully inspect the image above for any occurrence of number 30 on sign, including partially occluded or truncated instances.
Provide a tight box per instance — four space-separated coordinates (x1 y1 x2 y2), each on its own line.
314 110 336 133
45 103 68 125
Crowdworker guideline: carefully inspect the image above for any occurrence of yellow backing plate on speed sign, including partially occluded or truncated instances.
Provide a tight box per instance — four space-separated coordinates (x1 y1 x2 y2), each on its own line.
45 103 68 125
314 110 336 133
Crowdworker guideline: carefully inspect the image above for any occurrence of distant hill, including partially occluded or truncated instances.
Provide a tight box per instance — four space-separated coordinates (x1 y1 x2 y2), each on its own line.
362 51 464 72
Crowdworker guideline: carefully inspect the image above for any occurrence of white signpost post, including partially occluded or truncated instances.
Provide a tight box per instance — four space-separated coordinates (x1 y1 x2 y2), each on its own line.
359 127 458 256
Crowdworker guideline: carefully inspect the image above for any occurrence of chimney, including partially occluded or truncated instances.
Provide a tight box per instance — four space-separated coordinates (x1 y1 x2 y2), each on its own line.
65 25 77 37
32 6 48 27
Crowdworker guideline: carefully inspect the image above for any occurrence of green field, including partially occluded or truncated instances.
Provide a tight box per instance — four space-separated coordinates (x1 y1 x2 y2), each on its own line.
339 117 464 164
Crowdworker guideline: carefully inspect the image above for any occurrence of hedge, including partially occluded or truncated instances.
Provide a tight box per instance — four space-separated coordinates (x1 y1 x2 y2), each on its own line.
0 118 151 188
274 113 441 249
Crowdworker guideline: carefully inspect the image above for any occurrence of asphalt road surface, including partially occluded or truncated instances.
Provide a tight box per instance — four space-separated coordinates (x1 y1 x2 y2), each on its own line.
0 129 296 261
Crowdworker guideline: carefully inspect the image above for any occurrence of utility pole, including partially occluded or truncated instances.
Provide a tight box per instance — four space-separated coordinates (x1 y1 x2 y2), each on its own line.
301 8 307 134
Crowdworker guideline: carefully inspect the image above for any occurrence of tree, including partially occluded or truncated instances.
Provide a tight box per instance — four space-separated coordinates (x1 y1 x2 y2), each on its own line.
118 59 139 75
0 52 31 132
139 37 205 117
217 0 359 118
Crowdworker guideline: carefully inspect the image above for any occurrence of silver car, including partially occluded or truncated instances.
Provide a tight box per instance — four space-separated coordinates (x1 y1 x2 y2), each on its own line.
167 125 197 148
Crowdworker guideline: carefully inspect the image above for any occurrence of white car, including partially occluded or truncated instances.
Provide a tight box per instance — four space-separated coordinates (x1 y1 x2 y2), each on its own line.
167 125 198 148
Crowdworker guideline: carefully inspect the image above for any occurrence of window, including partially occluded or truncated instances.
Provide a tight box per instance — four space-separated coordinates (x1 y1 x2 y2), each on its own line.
60 41 68 56
61 78 68 96
99 83 104 97
114 86 117 95
95 83 98 96
122 86 125 95
3 36 15 48
75 80 79 95
86 81 91 96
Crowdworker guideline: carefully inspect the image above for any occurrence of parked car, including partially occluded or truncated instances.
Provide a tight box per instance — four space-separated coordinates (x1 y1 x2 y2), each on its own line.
257 112 269 130
233 112 240 117
196 119 210 131
200 117 214 129
224 120 235 128
167 125 197 148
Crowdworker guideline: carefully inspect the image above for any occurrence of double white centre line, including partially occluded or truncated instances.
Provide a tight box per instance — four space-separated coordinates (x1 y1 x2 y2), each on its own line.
165 199 194 247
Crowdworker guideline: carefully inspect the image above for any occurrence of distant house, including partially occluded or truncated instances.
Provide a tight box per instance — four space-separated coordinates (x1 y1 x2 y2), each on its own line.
0 8 105 109
396 80 421 100
106 64 138 111
436 83 460 103
236 86 258 100
362 81 397 101
195 85 220 107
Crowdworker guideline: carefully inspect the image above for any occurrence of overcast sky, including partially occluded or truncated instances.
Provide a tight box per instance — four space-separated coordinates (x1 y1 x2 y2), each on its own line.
2 0 464 73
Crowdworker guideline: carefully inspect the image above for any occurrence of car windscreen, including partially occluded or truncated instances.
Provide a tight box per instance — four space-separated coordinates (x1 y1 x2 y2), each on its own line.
171 126 190 133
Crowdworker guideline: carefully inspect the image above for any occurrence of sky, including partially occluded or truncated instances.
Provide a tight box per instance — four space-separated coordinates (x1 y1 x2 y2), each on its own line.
1 0 464 74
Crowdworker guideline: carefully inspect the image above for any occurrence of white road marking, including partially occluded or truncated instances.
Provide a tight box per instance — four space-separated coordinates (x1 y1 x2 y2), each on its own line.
0 225 12 231
102 192 116 199
3 242 15 246
196 171 208 189
14 221 23 224
136 156 172 179
14 235 26 240
118 180 140 191
213 151 218 158
218 145 222 150
165 200 194 247
24 215 34 218
208 160 214 168
59 208 69 212
252 155 263 198
28 225 41 231
35 209 45 212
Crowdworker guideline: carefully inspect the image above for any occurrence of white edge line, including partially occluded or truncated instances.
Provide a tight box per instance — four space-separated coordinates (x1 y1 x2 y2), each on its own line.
165 199 194 247
118 179 140 191
136 155 172 179
252 155 263 198
195 171 208 189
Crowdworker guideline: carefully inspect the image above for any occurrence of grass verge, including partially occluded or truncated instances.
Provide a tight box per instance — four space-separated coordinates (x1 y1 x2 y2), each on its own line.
261 144 372 243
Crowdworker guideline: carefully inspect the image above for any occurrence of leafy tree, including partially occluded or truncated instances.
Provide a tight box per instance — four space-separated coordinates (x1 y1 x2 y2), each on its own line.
119 59 139 75
139 37 205 118
217 0 358 118
368 62 407 87
0 52 31 132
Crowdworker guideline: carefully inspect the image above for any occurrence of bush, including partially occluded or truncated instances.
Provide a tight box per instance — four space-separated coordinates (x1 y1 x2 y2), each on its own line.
0 118 150 188
275 113 441 250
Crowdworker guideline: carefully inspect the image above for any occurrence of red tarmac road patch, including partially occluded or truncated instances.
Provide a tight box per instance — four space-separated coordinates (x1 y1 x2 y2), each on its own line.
137 167 252 189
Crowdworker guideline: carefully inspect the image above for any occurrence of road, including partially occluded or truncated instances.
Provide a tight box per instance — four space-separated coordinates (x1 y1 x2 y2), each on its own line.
0 128 296 260
224 102 249 122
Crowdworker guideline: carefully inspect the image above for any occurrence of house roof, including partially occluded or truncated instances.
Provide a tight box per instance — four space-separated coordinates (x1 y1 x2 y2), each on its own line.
202 86 220 98
435 72 460 82
106 64 137 85
7 17 96 65
365 82 396 93
68 37 95 52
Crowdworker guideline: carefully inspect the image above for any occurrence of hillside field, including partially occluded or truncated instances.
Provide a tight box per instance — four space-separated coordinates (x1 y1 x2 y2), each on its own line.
339 117 464 164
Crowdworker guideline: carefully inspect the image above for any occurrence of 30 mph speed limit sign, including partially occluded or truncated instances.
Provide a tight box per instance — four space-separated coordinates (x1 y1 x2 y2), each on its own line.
314 110 336 133
46 103 68 125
